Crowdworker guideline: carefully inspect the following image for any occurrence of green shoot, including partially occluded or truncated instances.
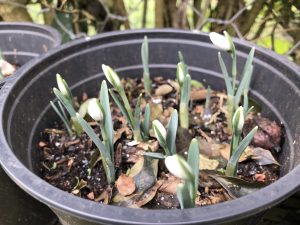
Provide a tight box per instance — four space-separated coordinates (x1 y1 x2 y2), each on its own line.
102 64 145 142
226 126 258 177
152 110 178 156
133 94 143 142
202 86 212 121
141 103 151 140
176 53 191 129
165 138 200 209
99 81 114 158
179 74 191 129
75 113 115 183
53 75 83 136
226 106 258 177
50 101 72 137
210 32 255 127
178 51 188 76
141 36 152 95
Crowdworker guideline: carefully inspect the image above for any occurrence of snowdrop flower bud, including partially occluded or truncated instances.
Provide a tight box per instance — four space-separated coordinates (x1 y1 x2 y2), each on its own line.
209 32 231 51
232 106 244 134
165 154 193 181
176 62 185 85
56 74 69 98
102 64 122 88
153 120 167 140
88 98 103 122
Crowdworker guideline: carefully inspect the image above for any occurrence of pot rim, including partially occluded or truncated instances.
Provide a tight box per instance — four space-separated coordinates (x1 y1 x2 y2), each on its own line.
0 29 299 225
0 21 61 47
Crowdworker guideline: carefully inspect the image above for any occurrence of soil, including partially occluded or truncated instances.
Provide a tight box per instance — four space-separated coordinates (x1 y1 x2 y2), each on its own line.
37 77 282 209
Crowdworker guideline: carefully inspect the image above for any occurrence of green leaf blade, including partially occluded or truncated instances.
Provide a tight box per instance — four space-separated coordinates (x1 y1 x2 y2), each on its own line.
166 110 178 155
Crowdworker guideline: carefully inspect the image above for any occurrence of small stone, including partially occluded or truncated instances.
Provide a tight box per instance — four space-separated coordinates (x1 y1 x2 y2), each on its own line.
155 84 173 96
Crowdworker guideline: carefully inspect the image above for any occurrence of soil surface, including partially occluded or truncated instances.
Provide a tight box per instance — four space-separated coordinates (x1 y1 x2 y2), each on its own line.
38 77 282 209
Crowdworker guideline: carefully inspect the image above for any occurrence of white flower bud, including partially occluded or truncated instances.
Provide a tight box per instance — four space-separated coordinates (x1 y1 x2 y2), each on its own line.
209 32 231 51
177 62 185 85
102 64 121 88
165 154 193 180
153 120 167 140
88 98 103 122
56 74 69 98
232 106 244 134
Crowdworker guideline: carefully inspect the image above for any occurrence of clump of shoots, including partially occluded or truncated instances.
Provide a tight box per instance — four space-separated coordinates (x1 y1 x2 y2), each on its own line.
141 36 152 95
86 81 115 159
225 106 258 177
75 112 115 183
209 31 255 128
152 110 178 156
52 74 83 136
177 54 191 129
165 139 199 209
202 86 212 121
102 64 149 142
74 80 116 183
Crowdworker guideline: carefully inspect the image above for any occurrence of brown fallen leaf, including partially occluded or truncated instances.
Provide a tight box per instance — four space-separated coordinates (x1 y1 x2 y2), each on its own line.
129 180 163 208
159 175 182 194
251 147 280 166
243 116 282 151
138 140 159 152
115 174 136 196
199 154 220 170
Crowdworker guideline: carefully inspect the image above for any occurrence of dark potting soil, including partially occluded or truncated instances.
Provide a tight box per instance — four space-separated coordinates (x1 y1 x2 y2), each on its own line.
37 77 282 209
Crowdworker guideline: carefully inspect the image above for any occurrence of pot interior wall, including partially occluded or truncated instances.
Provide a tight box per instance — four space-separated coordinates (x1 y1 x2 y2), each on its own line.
3 32 299 181
0 23 61 66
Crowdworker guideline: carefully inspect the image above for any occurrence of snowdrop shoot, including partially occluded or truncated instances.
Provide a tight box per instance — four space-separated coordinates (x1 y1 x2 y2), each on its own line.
153 120 167 140
165 154 194 181
102 64 122 88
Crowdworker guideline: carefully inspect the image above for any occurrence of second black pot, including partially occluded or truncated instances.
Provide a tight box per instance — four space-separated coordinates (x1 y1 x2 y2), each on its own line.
0 30 299 225
0 22 61 225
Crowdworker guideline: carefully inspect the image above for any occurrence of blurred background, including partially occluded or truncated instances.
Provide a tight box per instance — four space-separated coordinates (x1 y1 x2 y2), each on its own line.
0 0 299 64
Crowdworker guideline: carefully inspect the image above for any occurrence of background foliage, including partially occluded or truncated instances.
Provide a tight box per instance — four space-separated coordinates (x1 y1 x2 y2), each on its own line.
0 0 299 64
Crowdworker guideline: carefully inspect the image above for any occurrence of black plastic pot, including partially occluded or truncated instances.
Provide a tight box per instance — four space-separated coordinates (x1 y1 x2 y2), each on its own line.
0 30 299 225
0 22 61 86
0 22 61 225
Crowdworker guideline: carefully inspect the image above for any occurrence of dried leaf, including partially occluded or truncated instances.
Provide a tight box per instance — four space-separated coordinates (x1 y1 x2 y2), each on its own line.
199 154 219 170
116 174 136 196
150 102 163 121
129 180 163 208
251 147 280 166
159 175 181 194
210 175 266 199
